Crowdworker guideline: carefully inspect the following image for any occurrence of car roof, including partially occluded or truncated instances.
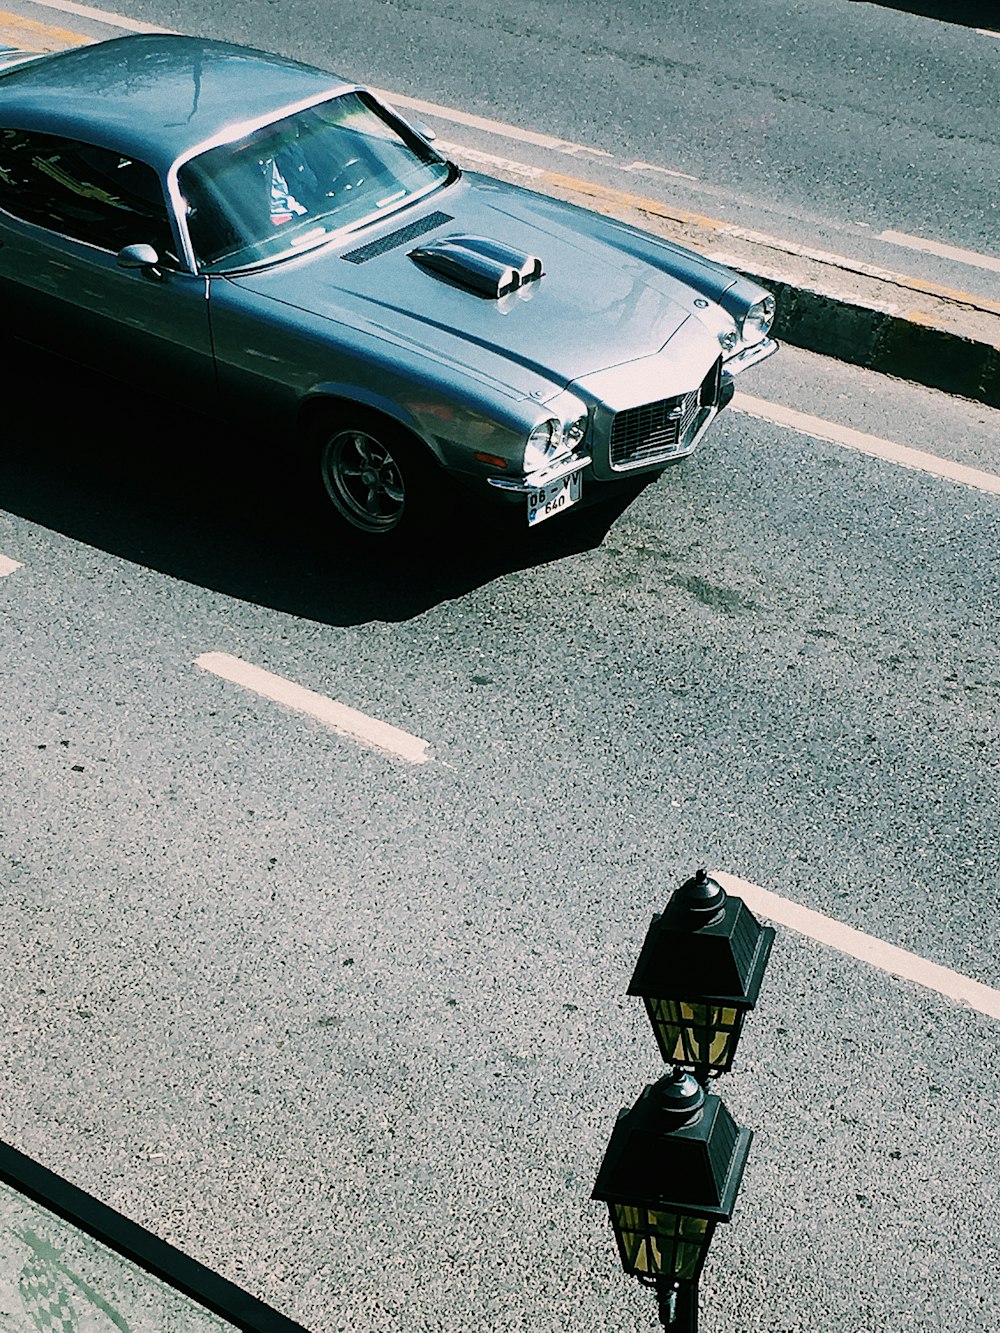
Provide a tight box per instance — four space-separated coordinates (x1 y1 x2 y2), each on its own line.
0 33 352 174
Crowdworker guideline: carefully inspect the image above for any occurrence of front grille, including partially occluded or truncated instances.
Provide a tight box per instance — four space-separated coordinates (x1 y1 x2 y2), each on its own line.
609 359 721 469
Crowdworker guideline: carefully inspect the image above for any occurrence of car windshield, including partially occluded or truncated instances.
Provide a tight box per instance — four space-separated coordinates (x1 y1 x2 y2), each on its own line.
177 91 451 272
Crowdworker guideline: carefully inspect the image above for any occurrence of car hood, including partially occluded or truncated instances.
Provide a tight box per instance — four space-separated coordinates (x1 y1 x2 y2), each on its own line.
226 173 715 393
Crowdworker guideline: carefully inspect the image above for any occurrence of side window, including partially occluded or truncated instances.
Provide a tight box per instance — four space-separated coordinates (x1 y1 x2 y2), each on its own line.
0 128 175 258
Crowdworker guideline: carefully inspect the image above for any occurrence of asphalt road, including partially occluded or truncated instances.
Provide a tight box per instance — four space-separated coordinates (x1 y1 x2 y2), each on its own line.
2 337 998 1331
52 0 1000 265
1 5 999 1330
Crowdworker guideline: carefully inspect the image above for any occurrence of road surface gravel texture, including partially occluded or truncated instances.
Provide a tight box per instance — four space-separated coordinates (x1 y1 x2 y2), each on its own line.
0 2 999 1331
2 339 999 1330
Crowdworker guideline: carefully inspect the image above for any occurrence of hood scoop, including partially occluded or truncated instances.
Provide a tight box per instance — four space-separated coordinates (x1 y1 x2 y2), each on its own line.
409 235 543 299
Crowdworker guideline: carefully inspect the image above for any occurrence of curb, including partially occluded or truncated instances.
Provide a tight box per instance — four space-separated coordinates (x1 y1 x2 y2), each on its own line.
731 269 1000 410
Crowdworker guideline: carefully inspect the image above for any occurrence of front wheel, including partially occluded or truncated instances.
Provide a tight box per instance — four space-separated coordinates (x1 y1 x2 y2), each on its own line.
314 417 432 539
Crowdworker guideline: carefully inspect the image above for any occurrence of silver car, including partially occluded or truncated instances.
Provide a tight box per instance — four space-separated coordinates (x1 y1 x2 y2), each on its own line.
0 34 777 541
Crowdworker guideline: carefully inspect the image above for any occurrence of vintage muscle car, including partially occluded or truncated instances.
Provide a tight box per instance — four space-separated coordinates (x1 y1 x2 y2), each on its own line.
0 34 777 540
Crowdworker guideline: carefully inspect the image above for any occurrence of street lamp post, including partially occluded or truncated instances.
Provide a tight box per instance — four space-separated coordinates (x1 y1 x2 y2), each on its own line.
627 869 775 1084
592 1067 752 1332
594 868 774 1329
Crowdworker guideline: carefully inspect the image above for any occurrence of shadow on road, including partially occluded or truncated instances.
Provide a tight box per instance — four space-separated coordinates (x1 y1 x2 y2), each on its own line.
848 0 999 30
1 346 636 626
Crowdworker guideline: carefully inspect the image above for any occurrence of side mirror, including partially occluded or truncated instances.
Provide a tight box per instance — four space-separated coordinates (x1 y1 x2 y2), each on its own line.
117 243 161 276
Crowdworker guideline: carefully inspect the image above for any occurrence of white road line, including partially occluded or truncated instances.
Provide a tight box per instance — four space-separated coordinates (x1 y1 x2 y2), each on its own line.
732 393 1000 496
370 87 612 160
878 229 1000 276
703 237 1000 314
19 0 176 33
0 553 23 577
195 651 431 765
435 139 544 178
717 872 1000 1022
622 159 699 183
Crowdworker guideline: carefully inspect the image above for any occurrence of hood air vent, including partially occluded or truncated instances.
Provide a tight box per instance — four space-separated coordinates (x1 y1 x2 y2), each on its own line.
408 235 544 299
342 211 453 264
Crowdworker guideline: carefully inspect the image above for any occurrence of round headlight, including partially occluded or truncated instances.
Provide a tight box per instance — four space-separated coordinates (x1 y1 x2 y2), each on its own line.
524 418 564 474
741 295 775 345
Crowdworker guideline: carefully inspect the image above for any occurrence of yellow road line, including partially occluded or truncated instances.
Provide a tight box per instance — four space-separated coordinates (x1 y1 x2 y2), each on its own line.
542 168 725 233
0 8 88 48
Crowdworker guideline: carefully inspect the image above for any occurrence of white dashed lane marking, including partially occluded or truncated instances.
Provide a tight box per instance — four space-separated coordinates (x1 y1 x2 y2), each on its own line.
622 159 699 182
17 0 175 32
195 651 432 765
370 86 613 160
434 140 543 179
732 394 1000 496
718 873 1000 1022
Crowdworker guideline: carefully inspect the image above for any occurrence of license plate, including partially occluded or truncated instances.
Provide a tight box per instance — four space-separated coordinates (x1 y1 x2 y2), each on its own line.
526 472 582 527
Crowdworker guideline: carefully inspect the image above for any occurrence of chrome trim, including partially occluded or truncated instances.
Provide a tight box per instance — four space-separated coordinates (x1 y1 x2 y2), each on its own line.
609 401 716 472
722 337 779 378
570 316 725 482
607 356 721 472
0 49 44 70
487 453 591 493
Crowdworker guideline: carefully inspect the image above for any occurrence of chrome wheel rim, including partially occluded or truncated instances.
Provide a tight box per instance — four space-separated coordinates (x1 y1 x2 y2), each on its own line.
320 429 406 533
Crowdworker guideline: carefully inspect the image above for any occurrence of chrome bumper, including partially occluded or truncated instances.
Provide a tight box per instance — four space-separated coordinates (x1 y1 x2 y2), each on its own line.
722 337 779 379
486 453 591 494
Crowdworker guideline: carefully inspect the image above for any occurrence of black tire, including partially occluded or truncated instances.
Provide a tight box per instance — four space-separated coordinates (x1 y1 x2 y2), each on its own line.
311 412 435 541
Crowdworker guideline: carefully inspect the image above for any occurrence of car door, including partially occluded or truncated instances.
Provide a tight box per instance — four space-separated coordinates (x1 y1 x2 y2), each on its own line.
0 129 214 403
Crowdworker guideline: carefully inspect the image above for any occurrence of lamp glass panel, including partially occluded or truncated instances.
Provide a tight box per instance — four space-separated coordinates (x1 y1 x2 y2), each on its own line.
610 1204 715 1283
647 1000 742 1072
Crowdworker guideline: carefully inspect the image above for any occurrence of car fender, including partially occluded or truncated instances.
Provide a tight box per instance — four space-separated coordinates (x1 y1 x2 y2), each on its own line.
298 384 443 462
296 376 539 476
211 272 554 464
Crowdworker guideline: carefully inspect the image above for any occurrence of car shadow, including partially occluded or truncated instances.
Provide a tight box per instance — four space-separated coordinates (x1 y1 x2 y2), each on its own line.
1 347 636 626
848 0 998 29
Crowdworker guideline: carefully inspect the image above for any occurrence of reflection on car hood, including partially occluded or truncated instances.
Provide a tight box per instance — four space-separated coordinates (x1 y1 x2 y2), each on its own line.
227 173 714 391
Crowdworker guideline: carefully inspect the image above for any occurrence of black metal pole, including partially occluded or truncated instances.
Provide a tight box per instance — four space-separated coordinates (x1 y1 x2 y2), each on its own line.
654 1278 698 1332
